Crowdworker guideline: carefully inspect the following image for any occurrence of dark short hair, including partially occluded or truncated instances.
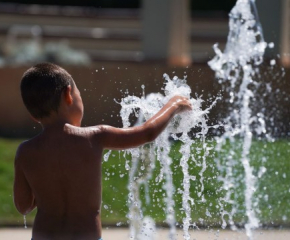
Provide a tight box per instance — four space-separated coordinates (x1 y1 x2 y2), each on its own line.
21 63 74 119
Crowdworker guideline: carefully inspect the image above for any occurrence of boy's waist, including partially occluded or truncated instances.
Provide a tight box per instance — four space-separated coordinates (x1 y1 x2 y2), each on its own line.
36 206 101 217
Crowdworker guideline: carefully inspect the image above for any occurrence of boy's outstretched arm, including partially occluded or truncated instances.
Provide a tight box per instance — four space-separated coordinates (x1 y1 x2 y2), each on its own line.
93 95 192 150
13 145 36 215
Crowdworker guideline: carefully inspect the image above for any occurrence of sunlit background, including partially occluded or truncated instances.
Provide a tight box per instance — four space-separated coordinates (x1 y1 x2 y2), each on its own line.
0 0 289 239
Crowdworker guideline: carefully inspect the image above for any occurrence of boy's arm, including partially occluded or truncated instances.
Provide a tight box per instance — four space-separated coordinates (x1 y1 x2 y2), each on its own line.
13 146 36 215
93 96 192 150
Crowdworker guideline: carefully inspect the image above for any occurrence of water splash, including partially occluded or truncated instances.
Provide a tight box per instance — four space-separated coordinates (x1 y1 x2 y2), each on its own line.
119 74 217 240
209 0 267 81
209 0 267 239
23 215 27 229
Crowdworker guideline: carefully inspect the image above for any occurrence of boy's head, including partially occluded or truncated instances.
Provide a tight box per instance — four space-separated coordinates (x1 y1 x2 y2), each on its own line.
21 63 76 120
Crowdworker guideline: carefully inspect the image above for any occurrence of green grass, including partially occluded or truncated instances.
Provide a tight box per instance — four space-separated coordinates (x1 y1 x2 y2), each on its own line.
0 138 25 226
0 137 289 228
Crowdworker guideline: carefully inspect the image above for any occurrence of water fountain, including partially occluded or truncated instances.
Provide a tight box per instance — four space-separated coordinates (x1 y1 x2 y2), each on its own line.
119 75 216 240
208 0 269 239
108 0 284 239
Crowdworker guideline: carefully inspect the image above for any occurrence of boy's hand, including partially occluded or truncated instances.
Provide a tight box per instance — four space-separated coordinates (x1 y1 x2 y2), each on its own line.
95 95 193 150
170 95 192 113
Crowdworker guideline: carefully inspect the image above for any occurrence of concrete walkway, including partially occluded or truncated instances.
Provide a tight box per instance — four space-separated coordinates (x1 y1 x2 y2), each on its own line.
1 227 290 240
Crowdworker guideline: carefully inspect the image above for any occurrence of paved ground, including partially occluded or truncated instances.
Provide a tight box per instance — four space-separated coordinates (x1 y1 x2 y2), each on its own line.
1 227 290 240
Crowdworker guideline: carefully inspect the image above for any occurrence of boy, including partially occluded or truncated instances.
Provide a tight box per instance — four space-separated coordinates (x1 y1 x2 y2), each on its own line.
13 63 192 240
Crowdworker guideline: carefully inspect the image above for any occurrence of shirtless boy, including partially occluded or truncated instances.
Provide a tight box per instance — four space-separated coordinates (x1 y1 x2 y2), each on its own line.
13 63 192 240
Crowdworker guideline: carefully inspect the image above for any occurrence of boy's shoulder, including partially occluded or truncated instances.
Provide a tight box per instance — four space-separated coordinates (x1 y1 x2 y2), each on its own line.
15 135 38 155
17 133 42 152
15 132 49 165
65 124 104 139
15 139 33 166
15 125 105 161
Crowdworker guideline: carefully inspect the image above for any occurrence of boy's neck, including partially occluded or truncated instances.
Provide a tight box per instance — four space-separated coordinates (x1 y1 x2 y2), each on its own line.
40 113 81 130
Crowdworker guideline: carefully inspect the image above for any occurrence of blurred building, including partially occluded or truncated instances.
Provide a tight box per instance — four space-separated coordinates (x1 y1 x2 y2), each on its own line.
0 1 232 66
0 0 289 66
0 0 289 137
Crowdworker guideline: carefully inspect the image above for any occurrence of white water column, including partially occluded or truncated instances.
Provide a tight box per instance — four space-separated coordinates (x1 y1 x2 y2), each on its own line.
142 0 191 66
256 0 290 67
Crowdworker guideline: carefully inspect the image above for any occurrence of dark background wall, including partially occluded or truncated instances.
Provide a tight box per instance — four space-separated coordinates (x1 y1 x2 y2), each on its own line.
0 63 220 137
0 0 237 11
0 62 289 138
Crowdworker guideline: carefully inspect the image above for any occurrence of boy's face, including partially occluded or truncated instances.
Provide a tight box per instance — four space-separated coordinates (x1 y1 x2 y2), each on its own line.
70 83 84 126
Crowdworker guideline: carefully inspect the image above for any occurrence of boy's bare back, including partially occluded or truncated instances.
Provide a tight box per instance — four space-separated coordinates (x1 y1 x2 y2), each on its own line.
15 125 104 239
13 63 192 240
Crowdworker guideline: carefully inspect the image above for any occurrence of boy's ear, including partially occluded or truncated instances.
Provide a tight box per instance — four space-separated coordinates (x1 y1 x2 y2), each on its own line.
63 85 73 105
